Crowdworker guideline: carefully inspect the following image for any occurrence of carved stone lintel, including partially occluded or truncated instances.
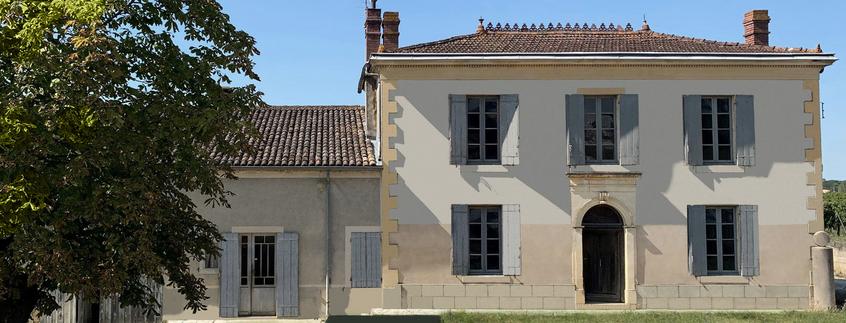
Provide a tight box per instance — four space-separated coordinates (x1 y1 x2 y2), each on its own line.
598 191 610 202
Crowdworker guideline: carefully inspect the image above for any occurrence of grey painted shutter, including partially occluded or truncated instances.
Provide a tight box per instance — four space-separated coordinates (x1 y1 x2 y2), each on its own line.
366 232 382 287
277 232 299 317
687 205 707 276
735 95 756 166
449 95 468 165
619 94 640 165
499 94 520 165
451 204 469 275
219 232 239 318
683 95 703 165
502 204 521 276
566 94 585 165
351 232 366 287
350 232 381 288
739 205 760 277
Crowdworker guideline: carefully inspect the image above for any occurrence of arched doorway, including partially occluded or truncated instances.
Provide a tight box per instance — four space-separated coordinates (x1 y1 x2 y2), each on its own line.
582 204 624 303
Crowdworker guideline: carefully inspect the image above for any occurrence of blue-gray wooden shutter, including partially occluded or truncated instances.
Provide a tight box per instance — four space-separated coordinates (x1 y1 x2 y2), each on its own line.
499 94 520 165
566 94 585 165
687 205 707 276
502 204 521 276
683 95 703 166
351 232 382 288
620 94 640 165
219 232 239 317
365 232 381 287
449 95 468 165
277 232 299 317
451 204 469 275
41 290 73 323
735 95 756 166
739 205 760 277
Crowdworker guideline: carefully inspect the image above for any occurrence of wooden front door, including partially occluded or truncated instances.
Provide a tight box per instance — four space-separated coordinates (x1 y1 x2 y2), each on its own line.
583 227 623 303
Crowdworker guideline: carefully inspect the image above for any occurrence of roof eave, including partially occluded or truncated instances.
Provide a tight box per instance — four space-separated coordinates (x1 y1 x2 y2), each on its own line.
372 51 836 62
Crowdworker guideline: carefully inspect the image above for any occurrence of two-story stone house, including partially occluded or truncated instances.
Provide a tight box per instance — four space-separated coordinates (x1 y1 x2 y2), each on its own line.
43 5 836 323
368 8 835 311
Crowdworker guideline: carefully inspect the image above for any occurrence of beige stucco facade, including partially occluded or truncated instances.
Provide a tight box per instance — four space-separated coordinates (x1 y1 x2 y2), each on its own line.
373 59 829 310
161 169 382 320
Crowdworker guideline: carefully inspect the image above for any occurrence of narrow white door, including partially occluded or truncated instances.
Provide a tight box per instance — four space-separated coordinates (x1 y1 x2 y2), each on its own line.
238 234 277 316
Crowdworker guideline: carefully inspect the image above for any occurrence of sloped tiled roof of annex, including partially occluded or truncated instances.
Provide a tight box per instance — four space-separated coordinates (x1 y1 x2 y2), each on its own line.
387 21 822 54
213 105 377 167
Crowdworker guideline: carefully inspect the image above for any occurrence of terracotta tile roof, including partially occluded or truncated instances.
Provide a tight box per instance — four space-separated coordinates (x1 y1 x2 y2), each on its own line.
214 105 377 167
388 22 821 54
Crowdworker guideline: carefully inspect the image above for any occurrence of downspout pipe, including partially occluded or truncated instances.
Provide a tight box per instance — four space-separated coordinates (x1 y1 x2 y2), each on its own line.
324 170 331 318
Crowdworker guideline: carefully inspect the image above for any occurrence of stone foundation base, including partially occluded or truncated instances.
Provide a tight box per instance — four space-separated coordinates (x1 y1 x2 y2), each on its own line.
636 285 810 310
401 284 577 310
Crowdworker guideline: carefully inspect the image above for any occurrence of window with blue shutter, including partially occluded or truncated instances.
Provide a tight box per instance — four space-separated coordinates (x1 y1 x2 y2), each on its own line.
351 232 382 288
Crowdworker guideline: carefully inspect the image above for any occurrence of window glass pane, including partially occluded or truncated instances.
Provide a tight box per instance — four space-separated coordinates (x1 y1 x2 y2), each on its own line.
722 225 734 239
701 99 712 113
585 114 596 129
484 145 498 160
469 224 481 238
469 209 482 223
706 225 716 239
469 239 481 254
702 116 713 129
602 114 614 129
721 210 734 223
602 145 615 161
717 98 730 113
469 255 482 270
485 100 497 113
717 130 730 145
702 130 713 144
717 112 731 128
706 209 716 222
468 145 480 160
707 256 718 271
487 255 500 270
703 146 714 161
485 129 498 144
484 114 497 126
585 130 596 145
585 97 596 111
468 98 480 112
467 115 479 128
486 210 499 223
487 240 500 254
707 240 717 254
601 97 614 113
718 146 731 160
585 145 597 161
468 130 480 144
487 224 499 238
722 240 735 255
601 129 615 143
723 256 736 271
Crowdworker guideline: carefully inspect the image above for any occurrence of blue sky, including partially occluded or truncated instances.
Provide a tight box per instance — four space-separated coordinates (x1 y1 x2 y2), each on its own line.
218 0 845 179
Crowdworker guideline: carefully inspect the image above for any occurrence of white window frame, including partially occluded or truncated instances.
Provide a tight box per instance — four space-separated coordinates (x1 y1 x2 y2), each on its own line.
704 206 740 276
583 95 619 164
701 96 736 165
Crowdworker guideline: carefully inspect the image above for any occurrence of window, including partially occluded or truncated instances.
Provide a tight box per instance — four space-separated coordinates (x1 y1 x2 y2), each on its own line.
203 254 219 270
701 97 733 164
350 232 381 288
466 96 499 164
240 235 276 286
705 207 738 275
468 206 502 275
584 95 617 164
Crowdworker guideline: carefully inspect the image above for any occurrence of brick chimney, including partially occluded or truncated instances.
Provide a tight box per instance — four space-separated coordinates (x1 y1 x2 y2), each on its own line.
364 1 382 61
743 10 770 46
382 12 400 52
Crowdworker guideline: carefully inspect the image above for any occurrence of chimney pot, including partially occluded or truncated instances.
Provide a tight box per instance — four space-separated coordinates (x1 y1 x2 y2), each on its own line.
743 10 770 46
382 11 400 52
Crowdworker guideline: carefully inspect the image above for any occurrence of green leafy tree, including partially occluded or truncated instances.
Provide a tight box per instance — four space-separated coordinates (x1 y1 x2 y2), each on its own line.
824 192 846 236
0 0 261 321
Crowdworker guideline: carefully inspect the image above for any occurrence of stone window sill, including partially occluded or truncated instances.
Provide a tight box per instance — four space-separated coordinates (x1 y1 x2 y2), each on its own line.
696 275 751 284
692 165 746 174
456 275 514 284
459 165 509 173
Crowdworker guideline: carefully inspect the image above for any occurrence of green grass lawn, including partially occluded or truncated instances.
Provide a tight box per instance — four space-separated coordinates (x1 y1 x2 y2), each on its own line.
441 311 846 323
